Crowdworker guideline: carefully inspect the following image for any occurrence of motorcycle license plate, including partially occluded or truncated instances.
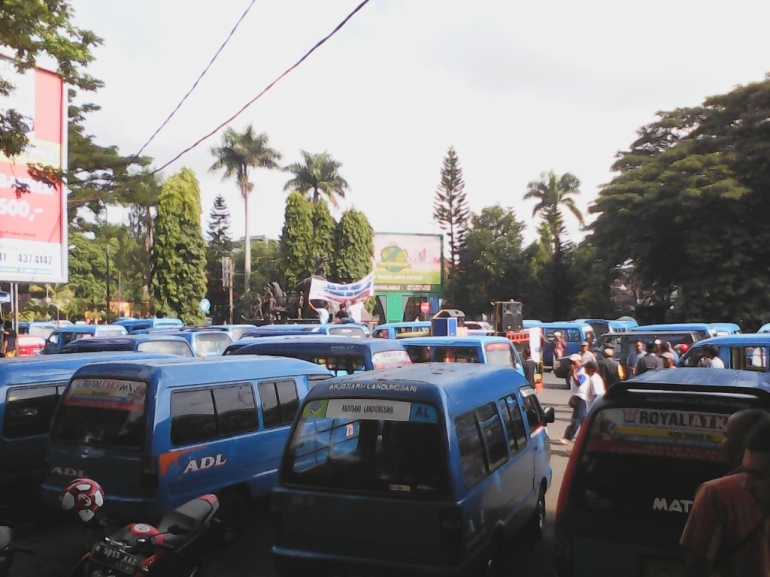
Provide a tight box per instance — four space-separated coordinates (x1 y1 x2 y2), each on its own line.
91 543 139 574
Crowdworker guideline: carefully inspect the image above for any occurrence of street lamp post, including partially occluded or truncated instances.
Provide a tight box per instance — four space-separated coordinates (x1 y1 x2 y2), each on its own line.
105 243 111 324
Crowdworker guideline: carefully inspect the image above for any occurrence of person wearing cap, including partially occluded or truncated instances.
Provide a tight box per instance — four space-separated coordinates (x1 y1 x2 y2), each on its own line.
660 341 679 364
661 351 677 369
598 347 624 387
552 331 567 361
580 341 596 364
556 354 589 445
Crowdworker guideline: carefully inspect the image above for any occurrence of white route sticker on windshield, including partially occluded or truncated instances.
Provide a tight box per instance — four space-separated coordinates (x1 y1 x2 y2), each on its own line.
326 399 411 421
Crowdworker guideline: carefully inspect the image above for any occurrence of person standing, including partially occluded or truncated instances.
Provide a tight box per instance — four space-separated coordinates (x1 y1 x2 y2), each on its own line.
597 348 624 387
635 341 662 375
580 341 596 364
681 415 770 577
552 331 567 362
582 360 606 412
2 321 17 358
334 302 350 323
556 354 588 445
522 347 538 388
661 351 677 369
626 340 646 377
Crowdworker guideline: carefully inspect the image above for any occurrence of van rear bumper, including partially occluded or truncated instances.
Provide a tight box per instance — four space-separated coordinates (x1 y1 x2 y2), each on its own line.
272 545 484 577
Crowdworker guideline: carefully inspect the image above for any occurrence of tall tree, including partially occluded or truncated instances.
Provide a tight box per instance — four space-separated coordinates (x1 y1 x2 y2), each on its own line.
433 147 470 277
151 168 207 324
333 208 375 283
310 201 336 276
205 195 235 323
210 125 282 293
283 151 349 208
279 191 316 289
523 171 584 255
0 1 102 160
452 205 529 315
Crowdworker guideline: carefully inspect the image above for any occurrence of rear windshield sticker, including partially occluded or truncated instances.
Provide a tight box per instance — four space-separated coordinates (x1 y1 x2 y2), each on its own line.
65 378 146 410
327 383 418 393
372 350 412 368
586 408 727 462
327 399 411 421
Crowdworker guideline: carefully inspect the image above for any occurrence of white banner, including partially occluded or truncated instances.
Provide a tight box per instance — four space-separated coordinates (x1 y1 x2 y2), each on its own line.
308 273 375 304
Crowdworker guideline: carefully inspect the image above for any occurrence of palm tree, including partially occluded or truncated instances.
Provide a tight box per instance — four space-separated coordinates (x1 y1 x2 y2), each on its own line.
283 151 349 208
210 126 282 293
523 171 584 255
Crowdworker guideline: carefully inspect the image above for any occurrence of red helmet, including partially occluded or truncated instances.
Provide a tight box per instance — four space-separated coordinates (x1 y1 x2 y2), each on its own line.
59 478 105 522
677 343 690 353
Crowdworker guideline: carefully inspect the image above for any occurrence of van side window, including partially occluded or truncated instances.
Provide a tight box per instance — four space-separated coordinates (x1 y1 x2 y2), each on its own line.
521 393 545 433
498 395 527 452
213 384 258 436
171 389 218 446
259 380 299 429
4 384 63 438
455 403 509 489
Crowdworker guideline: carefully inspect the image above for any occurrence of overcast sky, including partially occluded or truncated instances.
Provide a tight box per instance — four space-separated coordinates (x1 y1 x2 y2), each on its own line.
71 0 770 245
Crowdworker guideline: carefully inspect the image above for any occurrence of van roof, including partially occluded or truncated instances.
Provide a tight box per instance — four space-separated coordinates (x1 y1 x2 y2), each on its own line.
69 355 332 387
686 334 770 346
306 363 529 412
0 352 172 386
374 321 432 330
234 335 404 355
539 322 593 329
608 367 770 395
52 325 128 334
399 336 513 346
60 334 192 352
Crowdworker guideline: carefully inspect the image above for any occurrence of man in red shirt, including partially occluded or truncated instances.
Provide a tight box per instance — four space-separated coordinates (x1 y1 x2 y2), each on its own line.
681 411 770 576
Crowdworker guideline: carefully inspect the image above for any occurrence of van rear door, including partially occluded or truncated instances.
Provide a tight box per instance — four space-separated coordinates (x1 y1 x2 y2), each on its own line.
556 393 752 577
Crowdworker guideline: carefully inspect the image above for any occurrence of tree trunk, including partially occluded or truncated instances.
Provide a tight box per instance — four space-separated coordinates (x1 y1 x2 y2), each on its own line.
313 187 319 203
243 185 251 293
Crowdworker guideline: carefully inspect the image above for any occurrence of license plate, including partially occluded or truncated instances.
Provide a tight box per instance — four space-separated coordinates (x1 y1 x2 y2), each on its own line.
91 543 139 575
641 556 685 577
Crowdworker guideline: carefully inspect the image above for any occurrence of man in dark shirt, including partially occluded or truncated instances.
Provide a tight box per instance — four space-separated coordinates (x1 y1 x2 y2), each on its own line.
635 341 662 375
334 303 350 323
522 347 538 387
597 348 623 388
2 321 17 357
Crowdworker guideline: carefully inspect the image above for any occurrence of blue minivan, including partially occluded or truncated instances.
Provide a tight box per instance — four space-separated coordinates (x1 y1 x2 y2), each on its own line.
228 336 411 375
111 317 184 334
42 356 332 525
400 335 525 376
271 363 555 576
243 323 367 339
42 324 129 354
632 323 717 340
541 322 596 367
679 333 770 371
0 352 170 500
555 368 770 577
59 334 195 357
372 321 432 339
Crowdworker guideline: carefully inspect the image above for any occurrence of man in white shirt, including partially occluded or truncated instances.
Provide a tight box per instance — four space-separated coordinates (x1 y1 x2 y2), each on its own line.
583 361 606 412
348 301 364 324
557 354 590 445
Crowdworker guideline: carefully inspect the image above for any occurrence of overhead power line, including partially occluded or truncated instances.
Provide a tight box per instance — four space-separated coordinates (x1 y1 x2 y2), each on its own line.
133 0 257 159
151 0 371 176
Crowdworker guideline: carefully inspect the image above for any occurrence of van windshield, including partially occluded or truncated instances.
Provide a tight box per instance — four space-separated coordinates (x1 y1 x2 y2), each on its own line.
51 378 147 450
571 402 739 531
283 398 447 497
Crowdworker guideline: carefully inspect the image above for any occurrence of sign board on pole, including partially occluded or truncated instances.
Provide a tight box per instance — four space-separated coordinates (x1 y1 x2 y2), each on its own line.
420 301 430 314
0 58 68 283
373 233 443 293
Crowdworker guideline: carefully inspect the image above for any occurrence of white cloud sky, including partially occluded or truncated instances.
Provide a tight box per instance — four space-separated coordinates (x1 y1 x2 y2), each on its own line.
71 0 770 245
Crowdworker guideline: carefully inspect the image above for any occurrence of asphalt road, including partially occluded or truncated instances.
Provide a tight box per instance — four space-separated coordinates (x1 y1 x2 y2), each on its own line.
9 373 572 577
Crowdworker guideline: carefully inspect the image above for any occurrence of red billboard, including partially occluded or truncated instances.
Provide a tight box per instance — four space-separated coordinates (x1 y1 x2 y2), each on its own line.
0 58 67 283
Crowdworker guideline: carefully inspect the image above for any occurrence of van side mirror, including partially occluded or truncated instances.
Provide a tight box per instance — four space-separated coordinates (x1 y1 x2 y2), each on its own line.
543 406 555 424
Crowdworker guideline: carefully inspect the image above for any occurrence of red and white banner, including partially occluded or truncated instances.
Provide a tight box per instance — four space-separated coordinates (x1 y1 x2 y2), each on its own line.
0 57 68 283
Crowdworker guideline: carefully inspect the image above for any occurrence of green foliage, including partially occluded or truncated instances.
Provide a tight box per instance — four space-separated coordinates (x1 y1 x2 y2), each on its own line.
590 80 770 326
0 0 102 159
283 151 350 208
433 147 469 272
333 208 374 283
310 201 336 275
279 191 315 289
151 168 207 324
67 231 119 316
523 170 583 255
210 125 282 293
205 195 235 323
452 205 529 314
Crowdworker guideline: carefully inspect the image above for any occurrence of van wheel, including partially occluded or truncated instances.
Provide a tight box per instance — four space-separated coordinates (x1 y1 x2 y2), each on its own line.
214 490 246 545
524 488 546 541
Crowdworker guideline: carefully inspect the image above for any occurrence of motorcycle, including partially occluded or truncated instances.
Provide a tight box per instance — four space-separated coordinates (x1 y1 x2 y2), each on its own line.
61 478 219 577
0 521 34 577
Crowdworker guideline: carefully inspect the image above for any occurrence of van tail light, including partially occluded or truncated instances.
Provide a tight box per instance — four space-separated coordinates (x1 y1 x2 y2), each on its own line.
439 507 463 550
140 457 158 489
554 534 573 577
270 493 283 534
555 418 590 518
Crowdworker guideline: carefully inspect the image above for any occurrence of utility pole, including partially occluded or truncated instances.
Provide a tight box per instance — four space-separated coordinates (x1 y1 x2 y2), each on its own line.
222 256 234 324
105 243 111 323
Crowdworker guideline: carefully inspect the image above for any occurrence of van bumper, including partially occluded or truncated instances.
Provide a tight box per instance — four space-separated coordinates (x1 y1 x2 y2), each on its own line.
272 546 485 577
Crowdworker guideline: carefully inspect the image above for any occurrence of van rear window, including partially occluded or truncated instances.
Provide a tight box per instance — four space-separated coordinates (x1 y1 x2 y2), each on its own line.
52 378 148 450
571 405 736 529
283 398 447 497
